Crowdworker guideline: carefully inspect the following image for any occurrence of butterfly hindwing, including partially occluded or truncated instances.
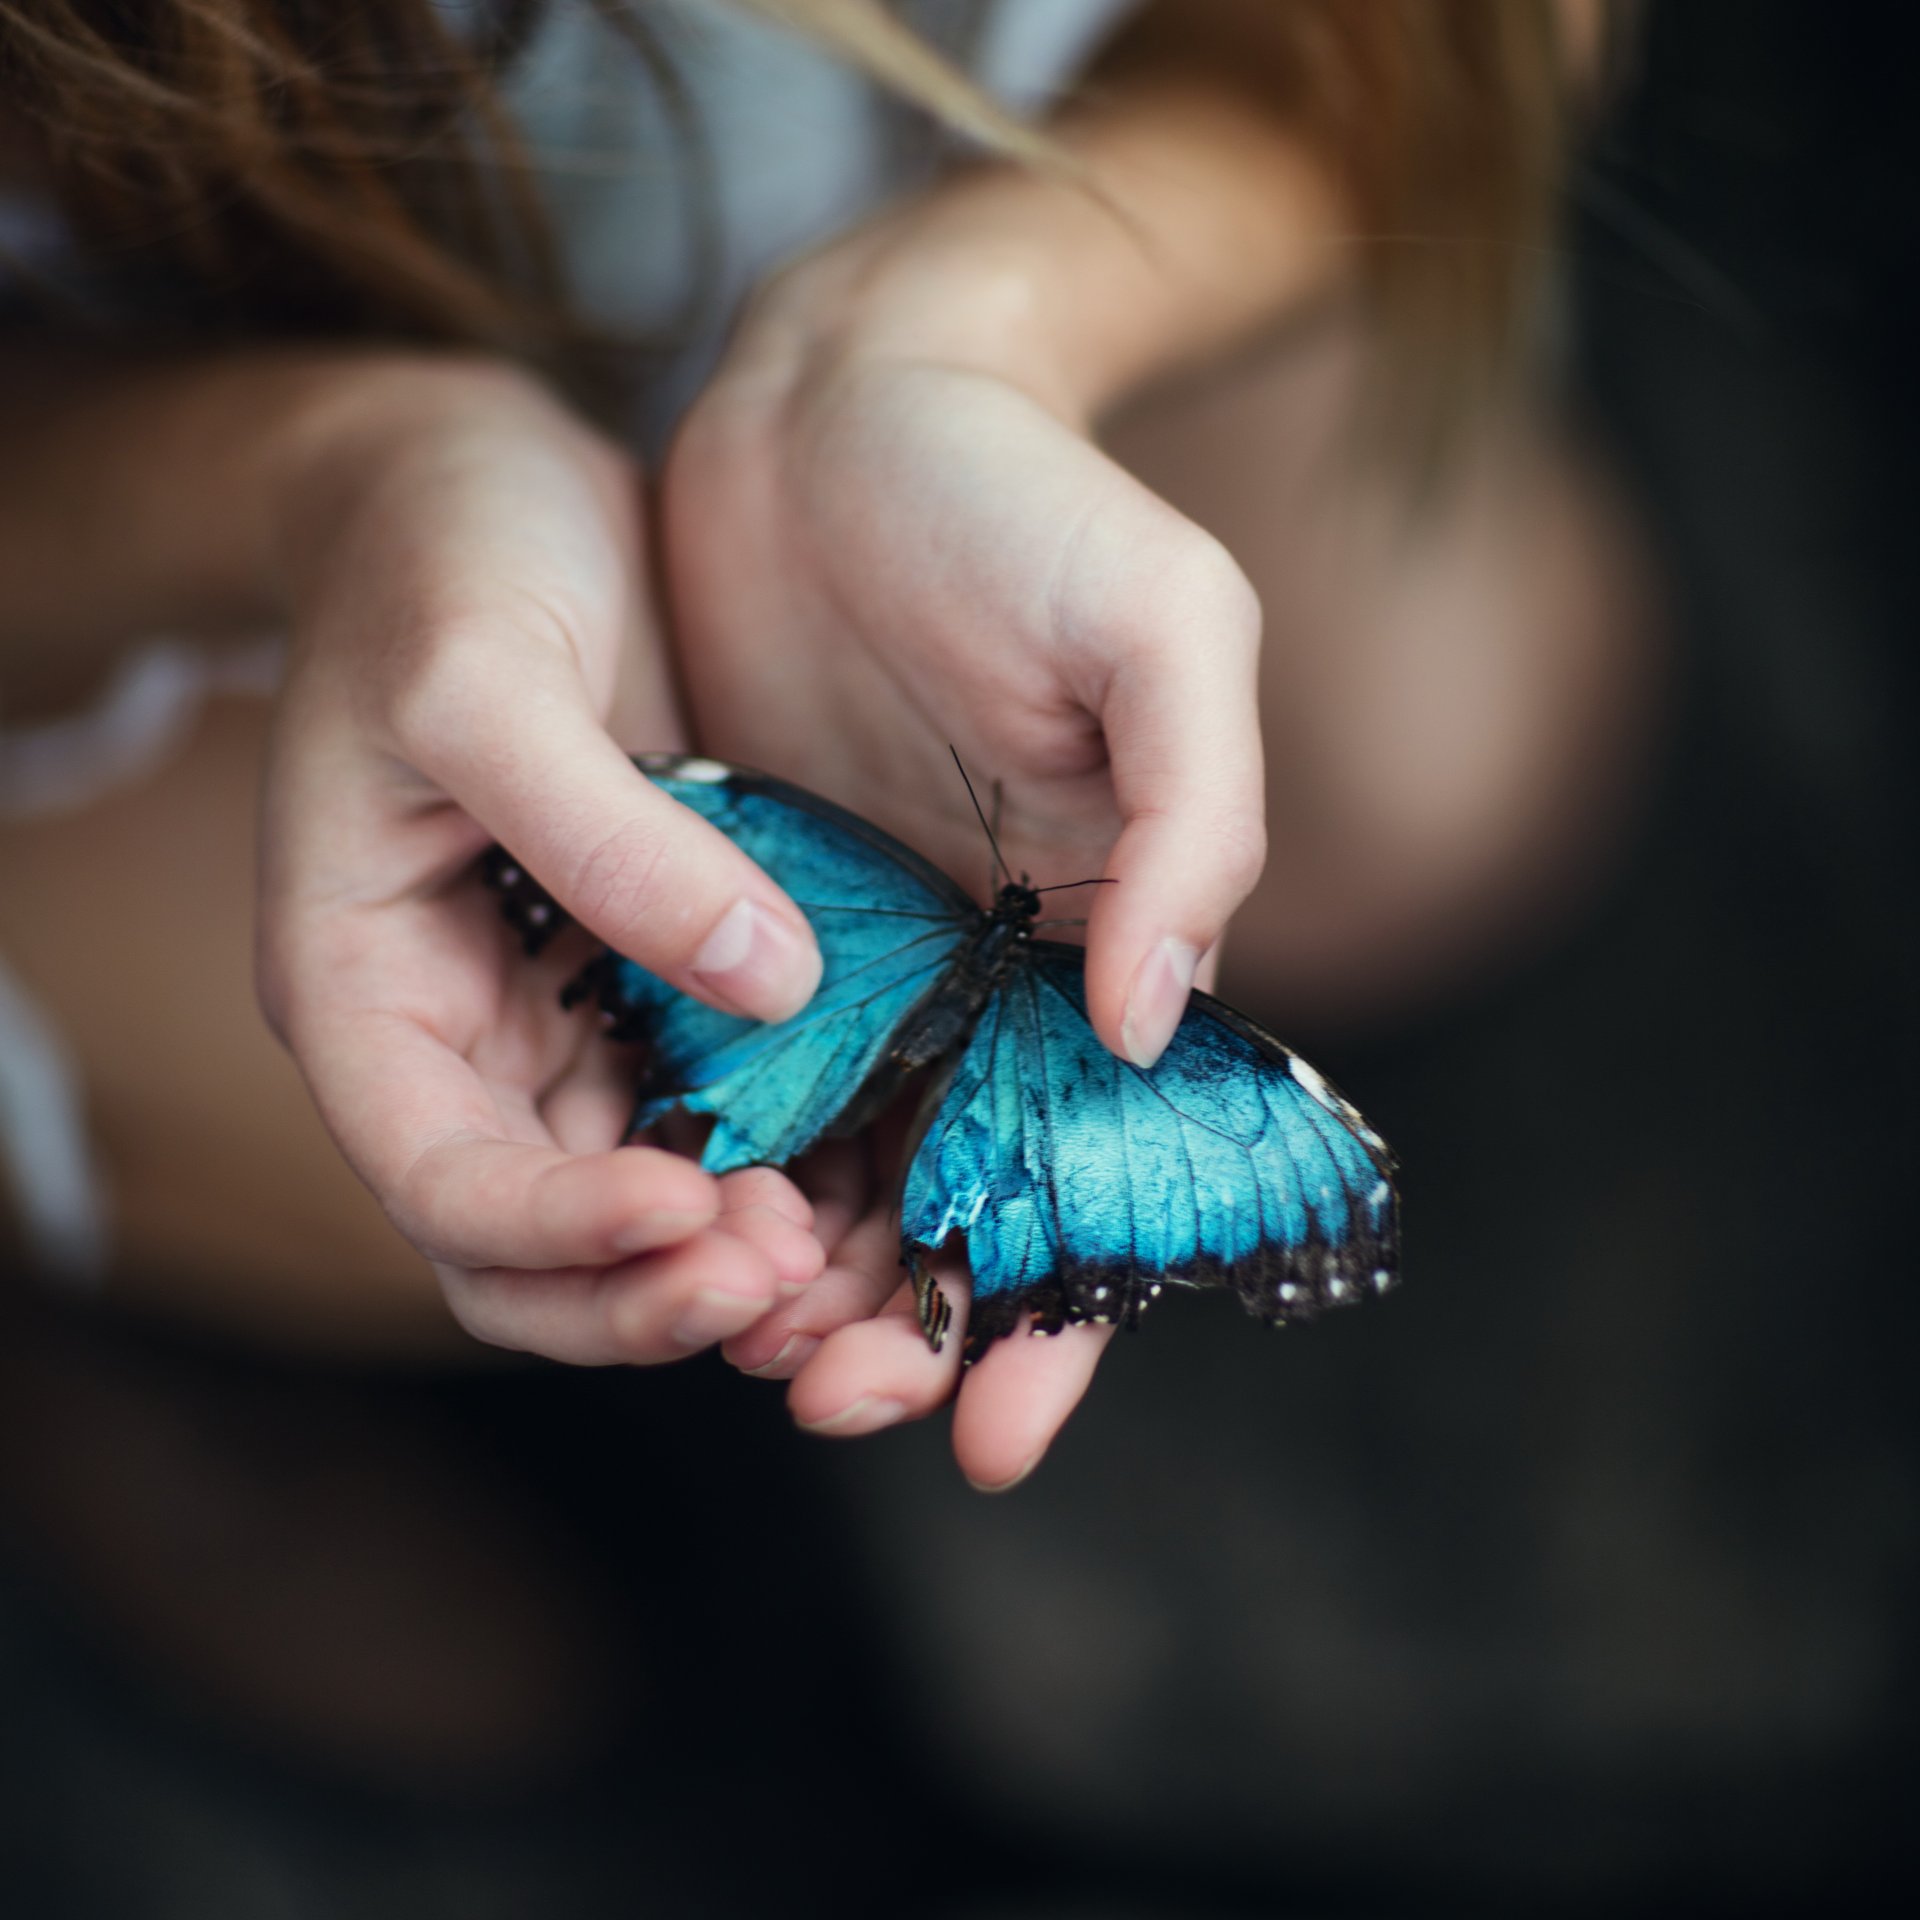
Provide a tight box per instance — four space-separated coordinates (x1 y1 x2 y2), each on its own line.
900 943 1398 1359
582 756 977 1172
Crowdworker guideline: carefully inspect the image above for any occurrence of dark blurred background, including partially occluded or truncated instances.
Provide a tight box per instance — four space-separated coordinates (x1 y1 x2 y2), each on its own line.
3 3 1915 1913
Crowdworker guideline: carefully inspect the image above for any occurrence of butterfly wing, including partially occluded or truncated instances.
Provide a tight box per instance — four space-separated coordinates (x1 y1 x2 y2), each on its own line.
577 755 979 1173
900 942 1398 1359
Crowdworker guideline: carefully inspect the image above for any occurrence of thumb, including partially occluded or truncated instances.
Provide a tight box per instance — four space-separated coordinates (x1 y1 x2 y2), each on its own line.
401 639 821 1023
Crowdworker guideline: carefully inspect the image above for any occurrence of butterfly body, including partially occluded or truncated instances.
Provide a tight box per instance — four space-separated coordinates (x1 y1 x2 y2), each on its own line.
882 882 1040 1073
490 755 1399 1363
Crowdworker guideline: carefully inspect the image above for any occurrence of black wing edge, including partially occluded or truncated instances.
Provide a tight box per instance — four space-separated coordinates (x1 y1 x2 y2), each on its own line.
917 941 1402 1365
949 1212 1402 1366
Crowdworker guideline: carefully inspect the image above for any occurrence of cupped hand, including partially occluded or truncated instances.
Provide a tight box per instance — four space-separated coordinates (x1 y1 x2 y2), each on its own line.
255 358 826 1359
665 246 1267 1481
718 1138 1112 1493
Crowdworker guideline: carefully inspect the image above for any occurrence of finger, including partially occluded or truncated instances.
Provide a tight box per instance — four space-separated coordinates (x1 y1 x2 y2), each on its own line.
392 640 821 1023
715 1164 815 1234
786 1269 967 1437
400 1136 725 1271
295 1005 721 1267
538 1033 640 1157
786 1140 869 1254
720 1194 899 1378
729 1326 822 1383
711 1197 826 1298
715 1165 822 1296
950 1321 1112 1492
445 1226 781 1366
1077 533 1266 1067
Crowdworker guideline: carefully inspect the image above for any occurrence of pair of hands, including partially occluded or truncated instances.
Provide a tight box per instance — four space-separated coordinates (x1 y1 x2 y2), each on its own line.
257 245 1266 1488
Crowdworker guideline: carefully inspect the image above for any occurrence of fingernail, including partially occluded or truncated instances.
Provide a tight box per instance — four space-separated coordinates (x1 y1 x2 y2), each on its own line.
671 1284 771 1351
740 1334 800 1377
797 1395 906 1437
691 899 819 1023
1121 937 1199 1069
741 1333 819 1379
720 1203 821 1295
966 1455 1040 1495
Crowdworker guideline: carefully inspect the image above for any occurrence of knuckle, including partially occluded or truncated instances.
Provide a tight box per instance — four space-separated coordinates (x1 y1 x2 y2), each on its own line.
1170 529 1263 648
1207 806 1269 898
1107 519 1262 670
382 640 480 765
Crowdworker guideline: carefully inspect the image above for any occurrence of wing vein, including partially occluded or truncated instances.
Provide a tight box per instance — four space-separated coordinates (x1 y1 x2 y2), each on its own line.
794 901 972 923
1022 965 1070 1285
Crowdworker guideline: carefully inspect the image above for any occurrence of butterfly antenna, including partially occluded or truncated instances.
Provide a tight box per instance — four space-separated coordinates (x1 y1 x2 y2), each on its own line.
950 745 1012 889
1031 877 1118 895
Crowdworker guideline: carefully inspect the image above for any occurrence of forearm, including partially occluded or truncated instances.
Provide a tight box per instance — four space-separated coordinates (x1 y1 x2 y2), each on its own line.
0 346 520 711
0 352 321 658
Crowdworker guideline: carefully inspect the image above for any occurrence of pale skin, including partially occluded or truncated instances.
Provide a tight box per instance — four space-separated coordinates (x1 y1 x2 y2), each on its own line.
0 4 1645 1490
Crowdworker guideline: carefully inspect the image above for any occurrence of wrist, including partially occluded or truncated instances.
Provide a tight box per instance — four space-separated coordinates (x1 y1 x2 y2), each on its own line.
747 207 1102 427
263 353 569 615
739 74 1350 428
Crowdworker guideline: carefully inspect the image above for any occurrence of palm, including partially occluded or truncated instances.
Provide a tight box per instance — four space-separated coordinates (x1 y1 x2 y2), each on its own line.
666 361 1172 901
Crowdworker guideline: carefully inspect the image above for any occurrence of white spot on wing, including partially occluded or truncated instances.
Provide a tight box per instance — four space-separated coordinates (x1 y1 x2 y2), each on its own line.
1289 1056 1338 1112
671 758 731 784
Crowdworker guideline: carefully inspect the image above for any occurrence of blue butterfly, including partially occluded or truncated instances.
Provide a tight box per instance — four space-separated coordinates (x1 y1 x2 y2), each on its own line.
487 753 1399 1363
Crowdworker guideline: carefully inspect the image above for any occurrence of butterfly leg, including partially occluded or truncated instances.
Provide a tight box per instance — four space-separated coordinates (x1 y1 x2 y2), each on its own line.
559 950 620 1014
557 952 665 1049
906 1251 954 1354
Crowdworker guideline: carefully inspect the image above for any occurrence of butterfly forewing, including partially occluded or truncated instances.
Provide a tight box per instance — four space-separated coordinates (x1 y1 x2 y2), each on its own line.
583 757 977 1171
